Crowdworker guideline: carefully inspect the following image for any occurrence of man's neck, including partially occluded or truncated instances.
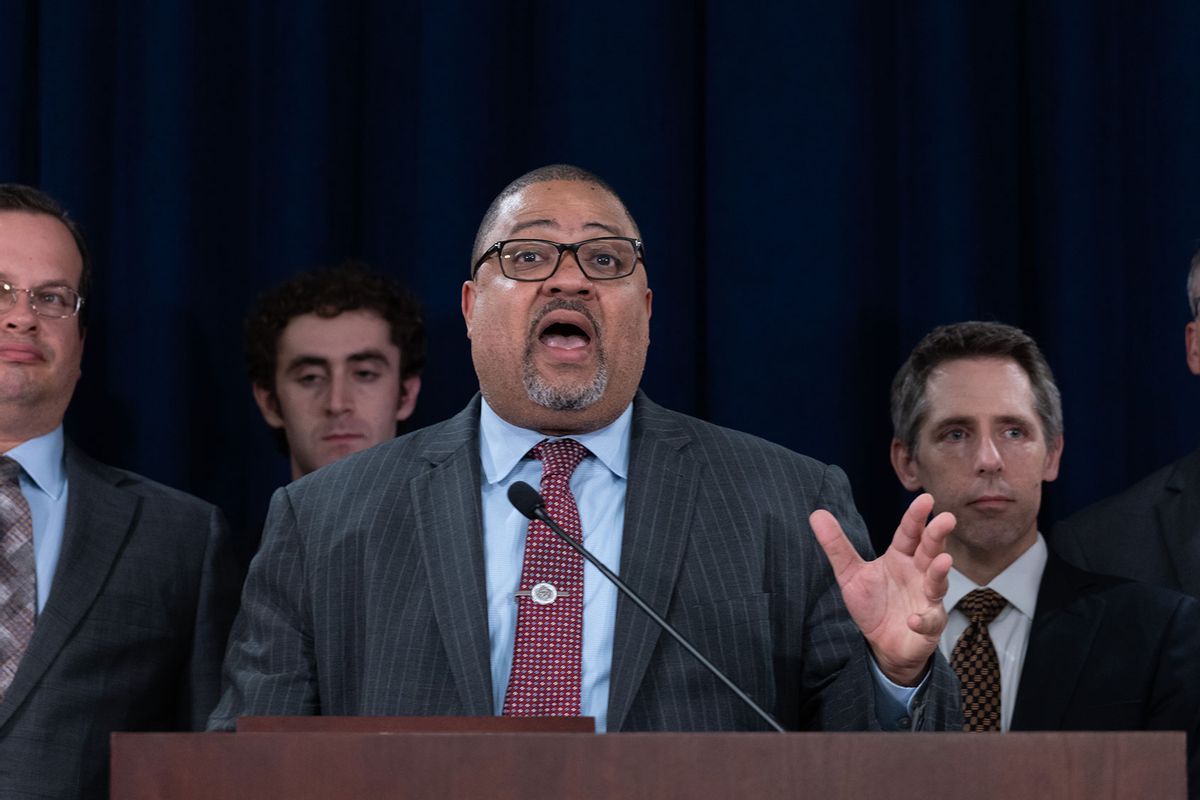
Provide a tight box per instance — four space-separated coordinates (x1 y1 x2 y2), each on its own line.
947 535 1037 586
0 403 62 454
0 427 53 454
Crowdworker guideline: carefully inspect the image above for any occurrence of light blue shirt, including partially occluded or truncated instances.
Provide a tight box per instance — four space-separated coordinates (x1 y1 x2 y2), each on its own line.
480 399 629 732
3 427 69 613
478 399 920 730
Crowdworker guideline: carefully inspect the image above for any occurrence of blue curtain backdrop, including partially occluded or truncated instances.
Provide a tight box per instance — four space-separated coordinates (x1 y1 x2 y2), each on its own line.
2 1 1198 553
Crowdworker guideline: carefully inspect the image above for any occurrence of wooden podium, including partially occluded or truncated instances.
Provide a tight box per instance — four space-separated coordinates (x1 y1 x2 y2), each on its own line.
111 720 1185 799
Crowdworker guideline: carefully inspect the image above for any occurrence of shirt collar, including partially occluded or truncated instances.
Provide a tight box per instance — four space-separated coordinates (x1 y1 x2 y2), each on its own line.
478 397 633 484
945 533 1046 621
2 426 68 500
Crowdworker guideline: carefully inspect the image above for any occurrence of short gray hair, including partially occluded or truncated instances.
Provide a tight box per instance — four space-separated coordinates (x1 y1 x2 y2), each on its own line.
1186 244 1200 317
891 321 1063 455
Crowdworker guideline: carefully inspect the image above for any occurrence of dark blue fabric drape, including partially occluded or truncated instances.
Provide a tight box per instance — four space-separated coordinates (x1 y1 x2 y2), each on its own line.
3 1 1198 552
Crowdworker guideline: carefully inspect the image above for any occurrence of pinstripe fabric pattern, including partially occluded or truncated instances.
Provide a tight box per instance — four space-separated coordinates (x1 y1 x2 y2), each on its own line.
0 445 241 800
212 391 962 732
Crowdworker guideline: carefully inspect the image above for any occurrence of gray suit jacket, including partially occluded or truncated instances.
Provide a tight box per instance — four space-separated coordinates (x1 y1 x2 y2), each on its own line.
0 444 240 800
1054 447 1200 597
213 393 959 732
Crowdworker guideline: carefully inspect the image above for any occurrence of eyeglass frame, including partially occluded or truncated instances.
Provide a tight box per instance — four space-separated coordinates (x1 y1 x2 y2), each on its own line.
0 280 86 319
471 236 646 281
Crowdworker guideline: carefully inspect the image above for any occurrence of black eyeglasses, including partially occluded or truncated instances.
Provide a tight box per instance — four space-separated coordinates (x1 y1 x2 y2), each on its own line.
472 237 645 282
0 281 85 319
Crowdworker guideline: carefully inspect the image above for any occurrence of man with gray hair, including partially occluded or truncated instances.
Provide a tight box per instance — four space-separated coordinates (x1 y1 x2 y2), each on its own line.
1054 246 1200 597
888 320 1198 793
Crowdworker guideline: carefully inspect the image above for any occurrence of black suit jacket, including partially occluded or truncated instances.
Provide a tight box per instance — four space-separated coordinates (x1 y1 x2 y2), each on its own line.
212 393 961 732
0 445 241 799
1054 447 1200 597
1012 553 1200 794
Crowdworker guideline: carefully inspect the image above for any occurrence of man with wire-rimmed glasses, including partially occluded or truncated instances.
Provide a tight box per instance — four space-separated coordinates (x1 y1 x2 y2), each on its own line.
214 164 962 734
0 184 240 799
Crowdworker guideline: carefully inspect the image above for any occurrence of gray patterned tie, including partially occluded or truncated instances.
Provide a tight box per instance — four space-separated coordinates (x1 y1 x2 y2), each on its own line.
0 456 36 698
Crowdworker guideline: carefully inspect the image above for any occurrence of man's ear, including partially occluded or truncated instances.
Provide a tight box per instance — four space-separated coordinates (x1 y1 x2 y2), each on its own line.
462 280 476 339
1043 433 1064 482
1186 321 1200 376
395 375 422 422
252 383 285 429
890 438 924 492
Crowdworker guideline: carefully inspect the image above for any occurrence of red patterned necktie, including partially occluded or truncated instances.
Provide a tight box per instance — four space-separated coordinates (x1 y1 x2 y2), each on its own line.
502 438 589 717
0 456 36 699
950 587 1008 732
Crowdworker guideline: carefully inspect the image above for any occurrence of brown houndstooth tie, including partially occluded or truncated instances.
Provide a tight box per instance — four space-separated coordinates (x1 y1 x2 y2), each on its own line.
0 456 36 699
950 587 1007 732
503 438 589 717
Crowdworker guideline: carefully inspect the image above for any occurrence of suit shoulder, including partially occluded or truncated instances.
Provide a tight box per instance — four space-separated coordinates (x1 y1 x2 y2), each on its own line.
70 449 219 514
283 410 475 499
641 402 832 472
1069 564 1197 618
1056 458 1179 536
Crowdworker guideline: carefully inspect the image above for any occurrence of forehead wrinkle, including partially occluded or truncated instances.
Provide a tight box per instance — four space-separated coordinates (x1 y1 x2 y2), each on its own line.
508 218 559 236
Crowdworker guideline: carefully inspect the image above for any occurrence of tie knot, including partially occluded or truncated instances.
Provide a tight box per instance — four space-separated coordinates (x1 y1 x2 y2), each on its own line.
0 457 21 487
530 438 589 478
958 588 1007 624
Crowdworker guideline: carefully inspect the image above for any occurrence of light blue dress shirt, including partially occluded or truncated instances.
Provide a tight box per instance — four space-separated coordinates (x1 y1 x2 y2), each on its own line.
478 399 920 730
479 398 629 732
4 427 69 613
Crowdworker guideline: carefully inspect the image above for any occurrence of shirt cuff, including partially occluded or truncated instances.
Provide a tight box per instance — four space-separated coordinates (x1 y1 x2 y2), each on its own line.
869 656 928 730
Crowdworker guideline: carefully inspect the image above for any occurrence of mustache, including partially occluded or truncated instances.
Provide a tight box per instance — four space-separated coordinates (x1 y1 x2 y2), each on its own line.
527 298 602 341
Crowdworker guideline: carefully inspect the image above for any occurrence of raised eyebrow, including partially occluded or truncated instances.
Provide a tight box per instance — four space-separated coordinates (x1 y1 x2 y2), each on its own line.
0 275 75 290
347 350 391 366
283 355 331 374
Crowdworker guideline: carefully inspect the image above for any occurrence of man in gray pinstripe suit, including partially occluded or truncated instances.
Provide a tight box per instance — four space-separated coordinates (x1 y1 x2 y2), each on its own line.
211 165 961 732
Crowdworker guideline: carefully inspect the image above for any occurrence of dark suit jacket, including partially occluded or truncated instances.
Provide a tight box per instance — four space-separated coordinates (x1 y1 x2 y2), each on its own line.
1053 447 1200 597
0 445 241 800
1012 553 1200 794
211 392 960 732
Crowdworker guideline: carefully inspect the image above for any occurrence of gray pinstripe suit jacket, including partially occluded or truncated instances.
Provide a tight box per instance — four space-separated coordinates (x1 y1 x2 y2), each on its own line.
211 392 960 732
0 444 240 800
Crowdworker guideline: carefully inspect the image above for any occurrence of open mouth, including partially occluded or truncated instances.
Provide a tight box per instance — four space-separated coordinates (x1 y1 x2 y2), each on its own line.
540 321 591 350
535 308 597 354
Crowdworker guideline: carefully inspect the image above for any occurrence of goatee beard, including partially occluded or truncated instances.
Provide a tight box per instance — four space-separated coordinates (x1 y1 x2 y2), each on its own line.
522 299 607 411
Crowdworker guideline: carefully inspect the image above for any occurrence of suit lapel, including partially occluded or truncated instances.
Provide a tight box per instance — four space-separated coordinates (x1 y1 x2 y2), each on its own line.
1154 450 1200 596
409 397 494 715
1011 554 1102 730
607 393 700 731
0 445 138 729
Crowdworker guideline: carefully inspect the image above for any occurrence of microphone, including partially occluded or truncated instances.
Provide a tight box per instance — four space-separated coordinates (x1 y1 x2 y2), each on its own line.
507 480 786 733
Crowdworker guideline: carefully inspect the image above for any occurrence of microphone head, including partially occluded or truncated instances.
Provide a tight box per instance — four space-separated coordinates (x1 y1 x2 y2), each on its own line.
508 481 545 520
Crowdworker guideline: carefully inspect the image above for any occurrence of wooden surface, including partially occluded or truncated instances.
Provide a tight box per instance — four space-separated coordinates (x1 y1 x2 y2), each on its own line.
237 715 594 733
111 730 1185 800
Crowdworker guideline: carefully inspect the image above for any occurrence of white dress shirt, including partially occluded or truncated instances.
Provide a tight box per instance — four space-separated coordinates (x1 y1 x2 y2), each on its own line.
940 534 1047 732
